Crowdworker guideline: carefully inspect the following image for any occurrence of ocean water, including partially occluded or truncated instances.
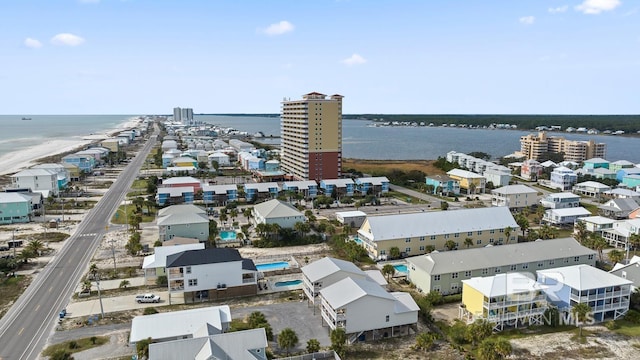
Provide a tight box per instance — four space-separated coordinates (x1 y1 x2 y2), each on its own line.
0 115 138 157
199 115 640 163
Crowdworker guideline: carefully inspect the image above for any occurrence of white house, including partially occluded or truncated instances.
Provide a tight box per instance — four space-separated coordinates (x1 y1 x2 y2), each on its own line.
10 168 59 195
302 257 370 304
142 243 205 283
539 192 581 209
319 277 418 343
491 185 538 209
336 210 367 228
129 305 231 345
166 248 257 303
543 207 592 225
549 166 578 191
573 181 612 197
252 199 305 228
576 216 615 234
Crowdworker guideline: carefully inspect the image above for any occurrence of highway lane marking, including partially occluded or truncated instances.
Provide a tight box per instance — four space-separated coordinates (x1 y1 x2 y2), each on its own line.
35 304 40 311
49 287 53 293
18 328 24 335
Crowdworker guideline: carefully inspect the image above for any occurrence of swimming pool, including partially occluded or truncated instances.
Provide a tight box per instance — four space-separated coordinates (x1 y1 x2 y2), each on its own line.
353 237 363 244
274 279 302 287
394 264 408 273
219 230 237 241
256 261 290 272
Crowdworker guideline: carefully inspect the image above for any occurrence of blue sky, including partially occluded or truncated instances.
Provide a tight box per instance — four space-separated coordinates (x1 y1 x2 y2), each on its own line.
1 0 638 114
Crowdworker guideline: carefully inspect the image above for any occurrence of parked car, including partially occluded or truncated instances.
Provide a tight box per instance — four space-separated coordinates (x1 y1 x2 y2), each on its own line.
59 308 67 319
135 293 160 303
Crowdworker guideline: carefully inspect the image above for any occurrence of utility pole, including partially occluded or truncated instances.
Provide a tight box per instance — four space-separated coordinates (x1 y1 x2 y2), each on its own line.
95 274 105 319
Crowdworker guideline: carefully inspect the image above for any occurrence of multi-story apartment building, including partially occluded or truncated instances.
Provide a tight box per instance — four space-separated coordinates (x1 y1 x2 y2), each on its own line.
519 132 606 162
280 92 343 181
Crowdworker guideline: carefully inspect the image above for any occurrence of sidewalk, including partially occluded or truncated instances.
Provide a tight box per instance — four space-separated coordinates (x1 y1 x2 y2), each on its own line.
74 276 146 293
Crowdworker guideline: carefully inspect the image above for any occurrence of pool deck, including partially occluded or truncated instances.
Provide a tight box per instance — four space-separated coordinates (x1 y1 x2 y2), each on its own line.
258 274 303 294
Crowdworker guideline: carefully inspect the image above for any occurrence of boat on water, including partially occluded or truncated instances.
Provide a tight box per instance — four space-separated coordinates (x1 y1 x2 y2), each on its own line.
21 117 32 120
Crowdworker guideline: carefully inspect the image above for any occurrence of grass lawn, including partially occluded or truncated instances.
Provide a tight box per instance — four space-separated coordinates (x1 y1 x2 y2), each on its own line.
387 191 431 205
110 205 155 224
581 202 599 215
42 336 109 357
613 321 640 337
0 276 31 320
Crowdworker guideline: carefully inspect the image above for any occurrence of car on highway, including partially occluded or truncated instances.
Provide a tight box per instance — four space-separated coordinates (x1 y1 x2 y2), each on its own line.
135 293 160 303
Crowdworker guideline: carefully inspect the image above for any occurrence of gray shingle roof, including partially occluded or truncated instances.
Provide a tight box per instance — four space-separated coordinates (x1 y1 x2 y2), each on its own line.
166 248 244 267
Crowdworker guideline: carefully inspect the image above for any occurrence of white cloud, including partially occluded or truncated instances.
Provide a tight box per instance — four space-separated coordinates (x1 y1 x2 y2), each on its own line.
24 38 43 49
341 53 367 66
548 5 569 14
260 21 294 36
519 16 535 25
50 33 85 46
575 0 621 14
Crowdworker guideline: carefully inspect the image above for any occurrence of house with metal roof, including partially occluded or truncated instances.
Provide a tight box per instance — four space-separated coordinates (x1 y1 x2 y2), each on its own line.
460 272 548 331
31 163 69 190
252 199 305 228
425 174 460 195
609 160 636 173
406 238 596 295
447 169 486 194
598 198 640 219
603 188 640 201
539 192 581 209
355 177 390 195
157 204 209 242
10 168 59 195
301 257 370 305
244 182 280 202
335 210 367 228
537 265 632 322
542 207 592 225
491 185 538 209
610 257 640 291
142 243 205 283
129 305 231 345
156 186 195 206
0 193 33 224
601 218 640 249
319 277 418 343
319 179 355 198
148 328 268 360
282 180 319 199
576 216 615 234
356 207 519 260
202 184 238 205
549 166 578 191
573 181 611 197
161 176 202 192
583 158 610 170
166 248 257 303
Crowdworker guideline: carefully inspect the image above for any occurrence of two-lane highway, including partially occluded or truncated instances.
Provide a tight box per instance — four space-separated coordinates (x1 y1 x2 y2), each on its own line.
0 125 158 360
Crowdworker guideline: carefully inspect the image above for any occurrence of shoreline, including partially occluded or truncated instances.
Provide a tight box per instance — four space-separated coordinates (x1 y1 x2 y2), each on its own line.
0 117 142 176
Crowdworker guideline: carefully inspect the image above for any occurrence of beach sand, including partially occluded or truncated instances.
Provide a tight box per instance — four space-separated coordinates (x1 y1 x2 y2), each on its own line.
0 118 142 176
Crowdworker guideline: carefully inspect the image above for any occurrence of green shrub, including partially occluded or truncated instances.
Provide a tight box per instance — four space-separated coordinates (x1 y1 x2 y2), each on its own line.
143 307 159 315
68 341 79 349
604 320 619 330
625 309 640 324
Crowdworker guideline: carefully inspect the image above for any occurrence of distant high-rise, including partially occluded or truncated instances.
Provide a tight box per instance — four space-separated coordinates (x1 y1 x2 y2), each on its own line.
173 107 193 123
280 92 343 181
173 107 182 123
519 132 606 162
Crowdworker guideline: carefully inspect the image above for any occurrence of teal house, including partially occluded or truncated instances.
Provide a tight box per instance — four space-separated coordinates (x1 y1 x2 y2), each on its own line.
582 158 609 170
622 175 640 189
426 174 460 195
0 193 32 224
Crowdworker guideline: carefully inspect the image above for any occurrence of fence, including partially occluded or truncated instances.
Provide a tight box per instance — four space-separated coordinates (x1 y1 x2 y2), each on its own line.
277 351 342 360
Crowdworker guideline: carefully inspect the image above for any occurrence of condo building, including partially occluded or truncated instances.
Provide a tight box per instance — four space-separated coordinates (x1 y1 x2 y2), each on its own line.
280 92 343 181
519 132 606 162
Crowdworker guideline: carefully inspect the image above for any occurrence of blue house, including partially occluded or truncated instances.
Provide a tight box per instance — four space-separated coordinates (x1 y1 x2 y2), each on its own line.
319 179 355 197
62 154 95 173
0 193 33 224
617 168 640 182
202 184 238 205
282 180 318 199
156 186 195 206
425 175 460 195
355 177 390 195
622 175 640 189
582 158 610 170
244 183 280 202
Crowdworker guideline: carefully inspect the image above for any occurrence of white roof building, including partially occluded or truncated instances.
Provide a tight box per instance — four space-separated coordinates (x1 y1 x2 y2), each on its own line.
252 199 305 228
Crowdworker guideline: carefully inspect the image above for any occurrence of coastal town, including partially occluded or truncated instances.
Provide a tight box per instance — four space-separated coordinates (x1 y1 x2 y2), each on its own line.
1 93 640 360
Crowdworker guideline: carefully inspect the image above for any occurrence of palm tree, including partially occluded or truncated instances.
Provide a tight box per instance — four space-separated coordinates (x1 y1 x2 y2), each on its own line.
306 338 320 354
277 328 299 356
571 303 592 337
389 246 401 259
132 197 144 213
629 233 640 251
294 222 311 237
608 249 624 265
229 208 238 224
589 234 608 261
464 237 474 248
16 248 37 264
89 263 99 279
444 240 457 251
414 332 436 352
381 264 395 281
516 214 529 236
504 226 513 244
119 280 130 289
329 328 347 358
243 207 253 223
26 240 46 257
574 220 589 245
425 245 436 253
478 338 512 360
82 279 92 293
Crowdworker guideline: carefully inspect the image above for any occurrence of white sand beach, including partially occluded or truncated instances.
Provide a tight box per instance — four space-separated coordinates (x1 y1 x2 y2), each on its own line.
0 117 142 176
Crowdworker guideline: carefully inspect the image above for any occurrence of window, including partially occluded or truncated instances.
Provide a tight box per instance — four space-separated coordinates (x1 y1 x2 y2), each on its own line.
431 235 436 240
420 236 425 241
482 268 489 275
451 283 459 291
434 275 441 281
490 229 495 234
574 256 580 262
510 265 517 271
188 279 198 286
499 228 504 233
588 254 594 260
477 239 482 245
465 271 472 277
564 257 569 263
454 233 460 238
537 262 544 268
380 250 386 255
549 260 555 266
522 263 529 269
405 247 411 253
467 231 473 236
451 272 459 279
385 315 390 322
444 234 450 239
186 266 192 274
419 246 425 251
477 231 483 235
489 239 494 244
495 267 501 273
405 238 411 243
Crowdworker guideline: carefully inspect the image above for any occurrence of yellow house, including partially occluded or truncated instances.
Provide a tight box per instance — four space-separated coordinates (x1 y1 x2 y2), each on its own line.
62 163 80 181
356 207 518 260
447 169 486 194
460 273 547 331
171 156 199 168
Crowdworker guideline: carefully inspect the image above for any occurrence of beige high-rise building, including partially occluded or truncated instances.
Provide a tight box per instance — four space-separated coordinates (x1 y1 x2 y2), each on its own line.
519 132 606 162
280 92 343 181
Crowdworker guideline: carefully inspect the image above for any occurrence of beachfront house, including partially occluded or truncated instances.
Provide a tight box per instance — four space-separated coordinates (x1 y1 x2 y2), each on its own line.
355 177 390 195
622 175 640 189
549 166 578 191
356 207 519 260
573 181 612 198
251 199 305 228
406 238 596 295
148 328 268 360
61 154 95 173
319 277 418 342
598 198 640 219
244 182 280 202
282 180 319 199
491 185 538 209
129 306 231 345
460 273 548 331
542 207 592 226
320 179 355 198
202 184 238 206
616 168 640 182
166 248 257 303
425 175 460 195
537 265 632 322
0 193 33 224
10 168 59 196
157 204 209 242
483 167 512 188
446 169 486 194
31 163 69 190
141 243 205 284
539 192 581 209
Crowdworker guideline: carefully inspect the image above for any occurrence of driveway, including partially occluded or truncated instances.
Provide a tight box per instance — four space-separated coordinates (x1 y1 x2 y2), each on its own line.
64 291 181 318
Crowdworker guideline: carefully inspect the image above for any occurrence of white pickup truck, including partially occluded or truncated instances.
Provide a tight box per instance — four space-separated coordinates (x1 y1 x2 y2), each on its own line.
135 293 160 303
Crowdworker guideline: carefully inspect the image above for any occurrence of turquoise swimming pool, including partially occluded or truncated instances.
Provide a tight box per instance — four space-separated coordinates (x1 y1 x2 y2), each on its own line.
256 261 290 272
274 280 302 287
353 237 363 244
220 231 237 241
394 264 408 273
